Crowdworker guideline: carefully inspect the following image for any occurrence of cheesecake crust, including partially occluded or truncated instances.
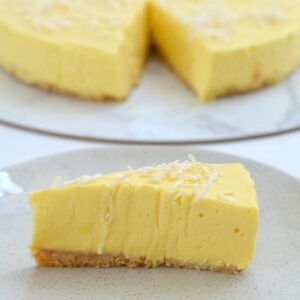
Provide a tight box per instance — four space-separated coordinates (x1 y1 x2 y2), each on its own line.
31 248 241 274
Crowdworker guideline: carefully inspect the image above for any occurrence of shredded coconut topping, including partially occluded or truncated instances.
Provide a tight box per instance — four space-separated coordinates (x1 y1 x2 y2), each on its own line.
97 242 104 254
104 212 112 223
218 192 237 203
54 155 241 204
188 153 197 164
13 0 136 34
193 167 219 203
63 174 102 186
124 156 221 202
52 176 63 188
110 174 131 188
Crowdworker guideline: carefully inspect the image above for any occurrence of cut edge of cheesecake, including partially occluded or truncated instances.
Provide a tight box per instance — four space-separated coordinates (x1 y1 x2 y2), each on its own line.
32 248 240 274
154 48 277 102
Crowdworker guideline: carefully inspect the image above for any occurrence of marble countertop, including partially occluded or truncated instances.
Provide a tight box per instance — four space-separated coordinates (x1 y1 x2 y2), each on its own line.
1 123 299 179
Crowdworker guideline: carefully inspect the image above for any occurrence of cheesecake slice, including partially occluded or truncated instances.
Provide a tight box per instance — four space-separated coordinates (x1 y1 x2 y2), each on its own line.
0 0 148 101
30 157 259 274
150 0 300 101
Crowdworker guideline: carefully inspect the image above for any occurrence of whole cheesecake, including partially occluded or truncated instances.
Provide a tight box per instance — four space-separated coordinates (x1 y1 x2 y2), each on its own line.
1 0 299 102
30 157 259 273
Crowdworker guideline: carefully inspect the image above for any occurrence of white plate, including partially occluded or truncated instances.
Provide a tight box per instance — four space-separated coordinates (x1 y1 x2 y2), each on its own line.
0 147 300 299
0 58 300 144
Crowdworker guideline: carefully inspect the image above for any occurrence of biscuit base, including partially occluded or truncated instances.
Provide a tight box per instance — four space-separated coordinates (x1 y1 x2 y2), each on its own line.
31 248 241 274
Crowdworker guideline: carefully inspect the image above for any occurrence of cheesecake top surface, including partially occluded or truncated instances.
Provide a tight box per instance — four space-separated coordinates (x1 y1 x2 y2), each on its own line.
2 0 300 52
49 156 257 208
0 0 145 51
154 0 300 50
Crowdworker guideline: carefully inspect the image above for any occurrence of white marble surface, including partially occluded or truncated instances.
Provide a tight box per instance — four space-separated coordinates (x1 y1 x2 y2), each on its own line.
0 123 299 179
0 58 300 143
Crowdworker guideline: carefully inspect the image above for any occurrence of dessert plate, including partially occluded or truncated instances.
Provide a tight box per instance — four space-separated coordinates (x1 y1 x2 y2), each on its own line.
0 58 300 144
0 147 299 300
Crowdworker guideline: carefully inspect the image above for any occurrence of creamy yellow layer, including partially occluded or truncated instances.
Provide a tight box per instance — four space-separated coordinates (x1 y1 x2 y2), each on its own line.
150 0 300 101
30 160 259 270
0 0 148 100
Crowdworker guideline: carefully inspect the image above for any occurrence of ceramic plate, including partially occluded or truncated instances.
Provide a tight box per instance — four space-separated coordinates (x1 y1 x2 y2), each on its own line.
0 58 300 144
0 147 300 300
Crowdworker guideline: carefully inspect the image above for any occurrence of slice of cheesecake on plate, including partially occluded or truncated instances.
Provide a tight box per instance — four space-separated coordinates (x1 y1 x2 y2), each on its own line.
0 0 148 101
29 156 259 274
150 0 300 101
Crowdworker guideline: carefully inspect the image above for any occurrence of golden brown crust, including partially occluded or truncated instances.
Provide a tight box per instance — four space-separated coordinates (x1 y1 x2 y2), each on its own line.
36 81 125 102
32 248 241 274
